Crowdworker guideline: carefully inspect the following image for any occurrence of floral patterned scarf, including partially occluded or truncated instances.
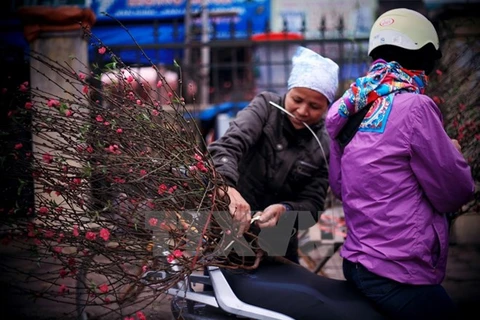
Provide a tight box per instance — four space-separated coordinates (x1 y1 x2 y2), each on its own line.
338 59 427 133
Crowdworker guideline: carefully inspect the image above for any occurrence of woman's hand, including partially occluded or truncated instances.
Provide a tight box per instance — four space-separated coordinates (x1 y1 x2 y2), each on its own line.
451 139 461 152
252 204 287 229
220 187 251 236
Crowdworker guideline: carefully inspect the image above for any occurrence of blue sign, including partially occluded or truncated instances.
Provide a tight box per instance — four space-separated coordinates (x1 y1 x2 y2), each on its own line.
91 0 270 39
89 0 269 64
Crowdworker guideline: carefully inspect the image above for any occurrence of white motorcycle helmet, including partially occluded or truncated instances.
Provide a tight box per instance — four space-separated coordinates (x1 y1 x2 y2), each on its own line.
368 8 441 59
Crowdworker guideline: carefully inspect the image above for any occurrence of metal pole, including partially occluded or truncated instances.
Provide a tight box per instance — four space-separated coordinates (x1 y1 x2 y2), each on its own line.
183 0 191 80
200 0 210 108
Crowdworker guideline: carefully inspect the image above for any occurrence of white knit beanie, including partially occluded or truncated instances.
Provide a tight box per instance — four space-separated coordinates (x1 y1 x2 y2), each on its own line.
287 46 339 103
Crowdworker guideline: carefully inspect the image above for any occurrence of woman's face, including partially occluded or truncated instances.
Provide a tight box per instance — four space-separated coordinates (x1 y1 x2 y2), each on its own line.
285 87 329 129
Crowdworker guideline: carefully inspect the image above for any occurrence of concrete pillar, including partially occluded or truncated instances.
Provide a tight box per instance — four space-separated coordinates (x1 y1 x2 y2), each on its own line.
451 214 480 245
18 6 95 214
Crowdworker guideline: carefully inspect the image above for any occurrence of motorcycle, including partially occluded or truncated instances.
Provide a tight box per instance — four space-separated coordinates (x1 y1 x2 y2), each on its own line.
152 259 387 320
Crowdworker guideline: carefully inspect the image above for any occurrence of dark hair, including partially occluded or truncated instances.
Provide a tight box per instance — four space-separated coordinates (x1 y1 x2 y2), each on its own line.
370 43 442 75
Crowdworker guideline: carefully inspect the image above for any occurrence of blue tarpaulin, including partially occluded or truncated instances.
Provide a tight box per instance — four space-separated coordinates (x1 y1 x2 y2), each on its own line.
91 0 270 30
89 23 183 65
90 0 270 64
186 101 249 121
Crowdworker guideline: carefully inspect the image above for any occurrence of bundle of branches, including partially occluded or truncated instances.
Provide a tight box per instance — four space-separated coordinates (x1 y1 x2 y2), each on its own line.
427 15 480 218
0 27 259 319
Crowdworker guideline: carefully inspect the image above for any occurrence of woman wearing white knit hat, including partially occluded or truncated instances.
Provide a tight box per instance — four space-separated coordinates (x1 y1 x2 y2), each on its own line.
209 45 339 258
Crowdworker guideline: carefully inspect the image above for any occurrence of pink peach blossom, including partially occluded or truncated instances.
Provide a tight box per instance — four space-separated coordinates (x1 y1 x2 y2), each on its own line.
59 284 68 295
47 99 60 108
158 184 167 195
148 218 158 226
43 152 53 163
99 228 110 241
98 283 109 293
73 225 79 237
85 231 96 241
173 249 183 258
59 269 68 278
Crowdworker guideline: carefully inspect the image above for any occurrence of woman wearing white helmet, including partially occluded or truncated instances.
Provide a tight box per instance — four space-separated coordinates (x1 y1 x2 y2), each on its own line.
326 8 475 320
368 8 442 74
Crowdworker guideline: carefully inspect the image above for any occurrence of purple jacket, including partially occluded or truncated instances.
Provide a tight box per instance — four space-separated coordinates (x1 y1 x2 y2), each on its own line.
326 92 475 285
